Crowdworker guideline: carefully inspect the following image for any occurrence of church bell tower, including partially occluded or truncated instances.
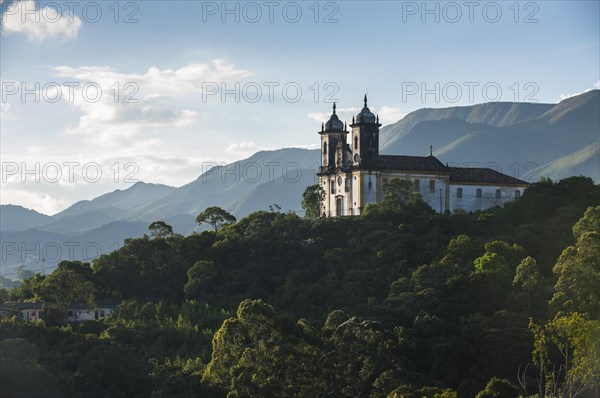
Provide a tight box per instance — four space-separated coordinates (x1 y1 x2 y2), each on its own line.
351 95 381 168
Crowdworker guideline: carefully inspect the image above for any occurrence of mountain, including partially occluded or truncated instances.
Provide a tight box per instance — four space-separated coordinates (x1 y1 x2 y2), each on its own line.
0 205 52 232
379 90 600 181
127 148 320 233
537 142 600 180
379 101 554 150
53 182 175 219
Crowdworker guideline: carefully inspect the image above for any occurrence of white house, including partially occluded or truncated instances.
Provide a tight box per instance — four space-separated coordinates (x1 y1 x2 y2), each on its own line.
0 301 116 323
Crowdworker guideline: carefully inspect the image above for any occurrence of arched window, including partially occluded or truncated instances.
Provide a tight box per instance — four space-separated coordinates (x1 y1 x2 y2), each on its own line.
354 136 358 151
323 142 327 154
515 190 521 198
456 188 463 198
476 188 482 198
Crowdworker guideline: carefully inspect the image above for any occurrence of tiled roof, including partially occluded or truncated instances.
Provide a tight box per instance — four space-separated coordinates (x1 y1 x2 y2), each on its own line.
448 167 528 185
0 302 42 310
0 301 118 311
375 155 528 185
378 155 447 172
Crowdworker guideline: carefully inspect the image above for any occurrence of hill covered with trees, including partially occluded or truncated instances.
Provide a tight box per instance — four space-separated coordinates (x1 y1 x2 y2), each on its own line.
1 176 599 398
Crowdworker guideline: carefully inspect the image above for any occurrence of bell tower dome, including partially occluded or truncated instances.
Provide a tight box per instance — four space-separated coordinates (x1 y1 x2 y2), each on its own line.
319 103 349 170
350 95 381 168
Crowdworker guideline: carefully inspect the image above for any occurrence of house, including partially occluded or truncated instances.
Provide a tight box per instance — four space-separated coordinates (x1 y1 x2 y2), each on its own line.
66 302 116 323
0 301 117 322
317 96 529 216
0 302 43 321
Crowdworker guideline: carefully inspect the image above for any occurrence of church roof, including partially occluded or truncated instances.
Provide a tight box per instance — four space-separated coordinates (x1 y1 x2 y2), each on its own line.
378 155 446 172
448 167 528 186
325 103 344 132
355 94 377 124
377 156 528 185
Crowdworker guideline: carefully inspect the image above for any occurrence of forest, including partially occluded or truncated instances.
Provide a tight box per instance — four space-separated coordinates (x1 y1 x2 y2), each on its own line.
0 176 599 398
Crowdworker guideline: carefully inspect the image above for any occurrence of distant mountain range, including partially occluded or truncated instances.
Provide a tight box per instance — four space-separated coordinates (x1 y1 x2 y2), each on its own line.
1 90 598 277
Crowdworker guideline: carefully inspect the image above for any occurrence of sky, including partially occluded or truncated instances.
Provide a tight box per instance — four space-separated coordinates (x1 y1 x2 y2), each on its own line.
1 0 599 215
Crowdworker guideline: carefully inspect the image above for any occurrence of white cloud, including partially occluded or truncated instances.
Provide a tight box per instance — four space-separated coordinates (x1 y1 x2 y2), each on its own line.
2 0 82 42
308 107 360 124
51 60 250 145
377 106 405 125
225 141 263 156
559 80 600 101
0 100 9 118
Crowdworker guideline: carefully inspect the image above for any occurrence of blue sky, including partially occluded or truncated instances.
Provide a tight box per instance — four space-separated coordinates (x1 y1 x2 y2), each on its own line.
1 0 599 214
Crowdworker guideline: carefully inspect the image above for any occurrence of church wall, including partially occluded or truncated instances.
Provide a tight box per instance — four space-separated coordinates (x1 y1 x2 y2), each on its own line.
448 184 524 212
352 172 361 215
362 172 378 205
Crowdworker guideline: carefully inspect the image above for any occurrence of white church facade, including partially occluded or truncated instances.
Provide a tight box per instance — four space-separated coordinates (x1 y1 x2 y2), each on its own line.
317 96 529 217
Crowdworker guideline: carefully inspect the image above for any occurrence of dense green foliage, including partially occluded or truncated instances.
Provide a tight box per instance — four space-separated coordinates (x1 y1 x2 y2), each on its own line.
1 176 598 397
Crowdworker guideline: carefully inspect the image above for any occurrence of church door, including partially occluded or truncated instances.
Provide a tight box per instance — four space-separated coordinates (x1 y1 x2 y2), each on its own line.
336 198 342 216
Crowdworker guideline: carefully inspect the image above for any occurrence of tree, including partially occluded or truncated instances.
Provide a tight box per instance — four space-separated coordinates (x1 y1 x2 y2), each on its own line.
36 268 96 324
0 339 61 398
382 177 421 210
148 221 174 239
530 313 600 398
550 210 600 320
475 377 519 398
301 184 325 219
513 256 542 312
184 260 218 300
196 206 236 232
572 206 600 238
203 299 326 397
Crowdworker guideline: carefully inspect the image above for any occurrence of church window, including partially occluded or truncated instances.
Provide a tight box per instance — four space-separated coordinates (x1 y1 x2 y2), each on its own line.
476 188 482 198
456 188 463 198
429 180 435 193
323 142 327 154
330 180 335 194
515 190 521 198
354 136 358 150
495 189 501 199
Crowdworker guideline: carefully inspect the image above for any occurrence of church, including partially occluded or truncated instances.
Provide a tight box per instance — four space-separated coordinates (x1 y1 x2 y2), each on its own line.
317 96 529 217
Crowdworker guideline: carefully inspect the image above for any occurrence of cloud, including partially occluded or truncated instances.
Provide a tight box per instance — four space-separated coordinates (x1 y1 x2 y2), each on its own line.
50 60 250 145
559 80 600 101
0 100 9 118
308 107 361 124
225 141 263 156
377 106 405 125
2 0 82 42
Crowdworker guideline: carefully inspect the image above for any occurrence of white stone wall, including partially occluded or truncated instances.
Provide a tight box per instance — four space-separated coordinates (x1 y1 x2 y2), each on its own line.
67 307 113 323
363 173 377 204
449 184 523 212
352 173 360 215
20 309 40 321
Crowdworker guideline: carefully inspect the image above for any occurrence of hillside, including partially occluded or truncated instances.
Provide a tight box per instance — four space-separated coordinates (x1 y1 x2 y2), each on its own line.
0 205 52 232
